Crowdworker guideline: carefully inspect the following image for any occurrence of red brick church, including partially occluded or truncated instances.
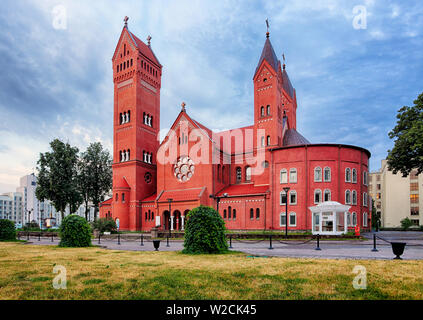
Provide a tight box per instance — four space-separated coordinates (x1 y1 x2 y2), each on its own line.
100 18 371 233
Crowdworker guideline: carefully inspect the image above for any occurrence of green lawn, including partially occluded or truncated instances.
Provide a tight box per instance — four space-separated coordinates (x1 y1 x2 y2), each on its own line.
0 242 422 300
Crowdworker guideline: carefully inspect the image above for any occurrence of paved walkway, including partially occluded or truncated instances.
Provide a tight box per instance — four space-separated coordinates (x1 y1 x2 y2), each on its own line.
21 231 423 260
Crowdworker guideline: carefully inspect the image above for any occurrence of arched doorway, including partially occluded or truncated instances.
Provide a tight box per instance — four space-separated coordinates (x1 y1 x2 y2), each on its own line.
173 210 182 231
163 210 170 230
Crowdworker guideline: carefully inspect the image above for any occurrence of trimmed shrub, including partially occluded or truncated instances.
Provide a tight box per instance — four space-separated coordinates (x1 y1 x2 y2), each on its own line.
91 218 117 234
0 220 16 241
182 206 228 254
59 215 92 247
401 217 413 230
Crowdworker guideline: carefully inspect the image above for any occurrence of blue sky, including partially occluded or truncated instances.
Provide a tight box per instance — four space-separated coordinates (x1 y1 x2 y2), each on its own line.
0 0 422 193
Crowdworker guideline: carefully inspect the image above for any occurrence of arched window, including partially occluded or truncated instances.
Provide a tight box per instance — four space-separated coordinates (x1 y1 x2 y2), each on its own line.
345 190 351 204
352 190 357 205
324 167 331 182
250 208 254 220
148 210 151 220
289 190 297 205
256 208 260 220
280 169 288 184
363 171 368 185
289 212 297 227
127 110 131 123
233 209 236 221
119 113 123 124
352 169 357 183
261 106 265 117
363 212 368 227
228 206 232 220
261 136 265 147
345 168 351 182
352 212 357 226
236 167 242 183
122 193 125 203
116 193 119 202
152 212 154 220
363 192 368 207
280 191 287 205
314 189 322 204
267 105 271 115
267 136 271 146
145 212 148 221
314 167 322 182
324 189 331 202
223 209 227 220
280 212 286 227
289 168 297 183
347 212 351 226
245 166 252 182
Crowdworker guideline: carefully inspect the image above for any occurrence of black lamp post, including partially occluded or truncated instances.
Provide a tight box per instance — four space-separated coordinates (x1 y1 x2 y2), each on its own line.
283 187 290 238
209 193 228 215
167 198 173 238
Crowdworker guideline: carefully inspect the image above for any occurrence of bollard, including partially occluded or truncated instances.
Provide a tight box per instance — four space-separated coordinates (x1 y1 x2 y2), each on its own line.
372 233 378 252
27 232 30 241
98 234 101 244
51 234 54 242
229 235 233 249
268 235 273 250
166 236 170 247
140 234 144 246
118 234 121 245
38 232 41 241
315 234 321 251
17 233 20 240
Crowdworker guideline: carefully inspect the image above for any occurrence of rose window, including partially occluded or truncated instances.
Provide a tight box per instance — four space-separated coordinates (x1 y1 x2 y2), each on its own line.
174 156 195 182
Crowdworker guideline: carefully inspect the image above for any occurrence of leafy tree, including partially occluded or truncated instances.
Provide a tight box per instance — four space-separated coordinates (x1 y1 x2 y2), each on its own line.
91 217 117 234
77 142 112 221
400 217 413 230
0 220 16 241
387 92 423 177
183 206 228 254
36 139 81 220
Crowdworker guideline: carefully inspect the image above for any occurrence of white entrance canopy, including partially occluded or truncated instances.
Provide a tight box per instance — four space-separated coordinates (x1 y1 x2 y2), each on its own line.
309 201 351 235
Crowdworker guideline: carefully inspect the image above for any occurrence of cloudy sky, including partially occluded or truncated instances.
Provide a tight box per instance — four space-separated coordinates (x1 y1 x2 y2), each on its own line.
0 0 422 193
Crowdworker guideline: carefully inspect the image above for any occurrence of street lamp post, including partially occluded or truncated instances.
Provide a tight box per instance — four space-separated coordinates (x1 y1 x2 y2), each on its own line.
167 198 173 238
283 187 290 239
209 193 228 215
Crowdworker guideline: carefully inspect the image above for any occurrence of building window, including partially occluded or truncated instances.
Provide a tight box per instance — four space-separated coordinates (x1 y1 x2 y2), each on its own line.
352 190 357 205
314 167 322 182
280 191 287 205
256 208 260 220
345 190 351 204
228 206 232 220
363 192 368 207
267 136 271 146
122 193 125 203
289 168 297 183
236 167 242 184
233 209 236 221
289 212 297 227
267 105 271 115
145 212 147 221
245 167 252 182
410 194 419 204
223 209 227 220
250 208 254 220
352 169 357 183
280 169 288 184
363 171 368 185
363 212 368 227
116 193 118 202
324 167 331 182
262 161 269 169
289 190 297 205
324 189 331 202
352 212 357 226
345 168 351 182
261 136 265 147
411 208 419 216
411 219 420 226
280 213 286 227
314 189 322 204
261 106 265 117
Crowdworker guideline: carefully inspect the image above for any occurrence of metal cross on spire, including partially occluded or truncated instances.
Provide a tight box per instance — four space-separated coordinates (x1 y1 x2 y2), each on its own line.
282 53 286 69
124 16 129 27
266 19 270 38
147 35 152 46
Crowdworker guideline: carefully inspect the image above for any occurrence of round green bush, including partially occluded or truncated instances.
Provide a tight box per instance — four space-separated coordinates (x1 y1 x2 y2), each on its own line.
182 206 228 254
0 220 16 241
59 215 92 247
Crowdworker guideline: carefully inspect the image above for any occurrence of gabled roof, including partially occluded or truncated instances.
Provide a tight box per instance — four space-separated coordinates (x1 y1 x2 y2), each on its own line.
115 177 130 189
142 194 157 202
157 188 204 202
217 184 270 197
254 37 279 76
283 129 310 146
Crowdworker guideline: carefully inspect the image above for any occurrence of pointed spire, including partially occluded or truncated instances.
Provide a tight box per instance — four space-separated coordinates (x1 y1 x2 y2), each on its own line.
124 16 129 28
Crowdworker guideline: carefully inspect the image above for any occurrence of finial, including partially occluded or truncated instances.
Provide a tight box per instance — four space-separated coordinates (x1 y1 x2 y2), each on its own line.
282 53 286 70
181 102 186 112
147 35 152 46
124 16 129 28
266 19 270 38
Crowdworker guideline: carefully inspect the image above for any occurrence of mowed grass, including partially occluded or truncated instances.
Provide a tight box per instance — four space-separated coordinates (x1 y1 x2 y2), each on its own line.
0 242 422 300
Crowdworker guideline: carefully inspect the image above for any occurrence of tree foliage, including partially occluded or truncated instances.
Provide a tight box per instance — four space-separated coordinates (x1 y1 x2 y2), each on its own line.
59 215 92 247
36 139 81 220
387 92 423 177
77 142 112 221
0 220 16 241
400 217 413 231
182 206 228 254
91 217 117 234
